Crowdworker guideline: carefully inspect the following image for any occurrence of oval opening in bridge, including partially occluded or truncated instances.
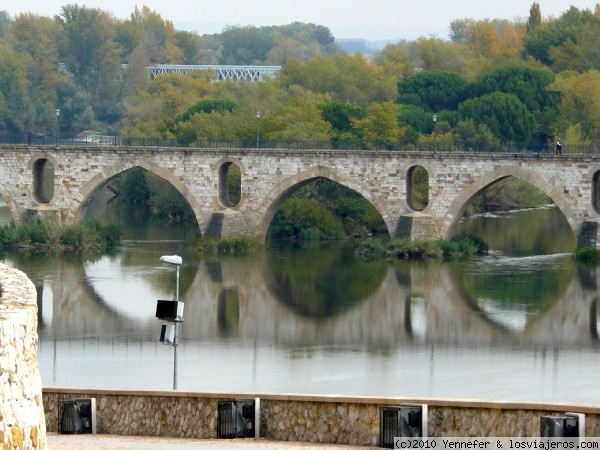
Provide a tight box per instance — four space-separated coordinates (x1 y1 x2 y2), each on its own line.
219 162 241 207
32 158 54 204
593 171 600 215
406 165 429 211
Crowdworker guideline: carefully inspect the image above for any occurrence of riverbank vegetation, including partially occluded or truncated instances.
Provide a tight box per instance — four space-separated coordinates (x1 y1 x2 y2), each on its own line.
0 220 122 252
197 236 263 254
1 4 600 150
574 247 600 265
356 235 488 260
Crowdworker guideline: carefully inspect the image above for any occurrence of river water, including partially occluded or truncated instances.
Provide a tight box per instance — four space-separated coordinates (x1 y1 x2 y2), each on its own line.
1 199 599 404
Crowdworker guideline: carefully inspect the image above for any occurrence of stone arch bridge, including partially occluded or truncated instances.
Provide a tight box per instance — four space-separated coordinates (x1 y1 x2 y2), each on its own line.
2 144 600 247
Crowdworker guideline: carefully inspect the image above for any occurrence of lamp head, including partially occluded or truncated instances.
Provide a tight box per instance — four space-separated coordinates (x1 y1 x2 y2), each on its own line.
159 255 182 266
433 114 437 122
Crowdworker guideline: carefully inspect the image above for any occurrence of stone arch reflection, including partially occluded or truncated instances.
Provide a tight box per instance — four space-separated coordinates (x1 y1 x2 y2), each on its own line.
264 245 388 319
395 265 427 339
454 254 574 333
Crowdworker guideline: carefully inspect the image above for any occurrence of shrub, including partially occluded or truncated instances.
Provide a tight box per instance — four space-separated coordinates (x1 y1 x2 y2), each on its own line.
575 247 600 265
0 220 122 252
356 235 488 260
269 198 345 240
197 236 262 254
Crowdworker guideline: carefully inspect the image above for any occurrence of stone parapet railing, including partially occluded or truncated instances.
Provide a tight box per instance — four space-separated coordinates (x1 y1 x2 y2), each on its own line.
0 263 47 449
42 388 600 446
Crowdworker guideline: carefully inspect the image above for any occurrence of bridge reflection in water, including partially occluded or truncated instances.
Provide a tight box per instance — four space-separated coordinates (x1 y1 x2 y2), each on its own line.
16 244 600 403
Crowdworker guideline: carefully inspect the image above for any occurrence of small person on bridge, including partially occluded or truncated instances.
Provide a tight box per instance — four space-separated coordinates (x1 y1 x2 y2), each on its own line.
556 139 562 154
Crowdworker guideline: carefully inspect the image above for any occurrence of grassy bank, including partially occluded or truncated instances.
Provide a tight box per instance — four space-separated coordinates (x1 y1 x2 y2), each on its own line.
197 236 263 255
0 220 122 252
356 235 488 260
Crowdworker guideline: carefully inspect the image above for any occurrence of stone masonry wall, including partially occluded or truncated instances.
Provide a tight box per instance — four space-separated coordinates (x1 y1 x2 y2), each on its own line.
2 146 600 246
42 388 600 445
0 263 47 449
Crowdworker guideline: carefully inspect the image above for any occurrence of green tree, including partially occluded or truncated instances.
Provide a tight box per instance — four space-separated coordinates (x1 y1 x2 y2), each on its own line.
452 119 498 150
469 64 556 143
398 70 469 112
398 104 434 134
121 72 217 138
371 41 415 81
279 54 396 106
0 11 11 37
549 70 600 142
269 197 345 241
523 5 600 68
55 77 95 136
458 92 535 143
352 101 404 148
219 25 274 64
0 43 29 134
320 101 364 133
408 37 473 76
527 2 542 32
469 64 555 112
56 4 122 127
263 91 333 143
7 13 65 135
56 5 120 91
175 30 200 64
266 22 341 64
548 21 600 72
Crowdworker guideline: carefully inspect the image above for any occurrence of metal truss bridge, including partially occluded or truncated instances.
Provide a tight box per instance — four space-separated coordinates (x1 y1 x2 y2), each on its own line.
146 65 281 82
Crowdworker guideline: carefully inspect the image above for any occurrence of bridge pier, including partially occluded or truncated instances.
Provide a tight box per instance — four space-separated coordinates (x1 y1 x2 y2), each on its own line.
395 212 440 241
204 209 252 239
577 219 600 249
26 206 61 224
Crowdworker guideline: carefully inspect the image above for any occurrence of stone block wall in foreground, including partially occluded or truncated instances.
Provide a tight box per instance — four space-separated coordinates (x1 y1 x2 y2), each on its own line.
0 263 47 449
42 388 600 445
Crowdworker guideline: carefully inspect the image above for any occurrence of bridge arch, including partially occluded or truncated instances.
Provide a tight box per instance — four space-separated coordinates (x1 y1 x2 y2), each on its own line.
66 159 204 228
0 184 19 224
253 165 392 240
443 166 577 239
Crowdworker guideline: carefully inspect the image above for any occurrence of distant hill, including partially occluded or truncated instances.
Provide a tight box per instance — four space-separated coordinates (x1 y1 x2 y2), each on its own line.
337 38 393 55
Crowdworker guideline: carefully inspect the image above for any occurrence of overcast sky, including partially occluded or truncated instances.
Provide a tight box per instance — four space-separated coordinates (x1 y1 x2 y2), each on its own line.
1 0 599 41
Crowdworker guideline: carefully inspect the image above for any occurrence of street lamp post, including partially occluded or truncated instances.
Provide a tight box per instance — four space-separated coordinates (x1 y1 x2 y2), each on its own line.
55 109 60 147
433 114 437 153
158 255 183 390
256 111 261 149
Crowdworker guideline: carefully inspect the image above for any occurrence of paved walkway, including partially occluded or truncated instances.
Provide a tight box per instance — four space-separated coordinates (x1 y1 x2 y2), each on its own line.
47 433 380 449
